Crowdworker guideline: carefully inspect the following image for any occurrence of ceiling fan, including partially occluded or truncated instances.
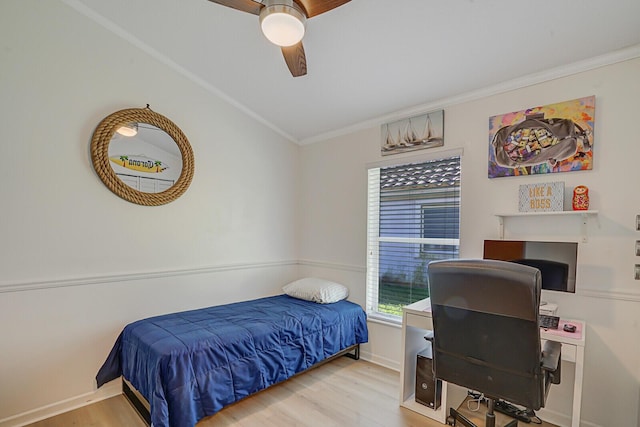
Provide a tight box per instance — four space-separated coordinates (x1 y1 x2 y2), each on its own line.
207 0 351 77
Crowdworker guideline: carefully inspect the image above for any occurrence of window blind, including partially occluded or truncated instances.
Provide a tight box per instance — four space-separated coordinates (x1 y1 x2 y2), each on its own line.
366 156 461 320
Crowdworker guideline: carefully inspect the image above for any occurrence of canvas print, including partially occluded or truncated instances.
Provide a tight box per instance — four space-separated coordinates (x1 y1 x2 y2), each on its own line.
381 110 444 156
488 96 595 178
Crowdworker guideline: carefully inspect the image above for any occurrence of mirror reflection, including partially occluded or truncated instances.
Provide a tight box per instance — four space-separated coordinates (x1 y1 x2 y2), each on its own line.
108 124 183 194
91 106 194 206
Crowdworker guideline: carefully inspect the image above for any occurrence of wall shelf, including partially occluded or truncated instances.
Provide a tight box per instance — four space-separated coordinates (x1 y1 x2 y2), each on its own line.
495 210 598 242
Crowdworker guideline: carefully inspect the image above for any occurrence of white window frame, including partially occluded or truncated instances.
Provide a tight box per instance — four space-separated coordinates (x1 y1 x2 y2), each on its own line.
366 152 461 323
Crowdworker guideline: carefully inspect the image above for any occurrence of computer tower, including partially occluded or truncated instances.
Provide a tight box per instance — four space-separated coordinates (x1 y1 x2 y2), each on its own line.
415 342 442 409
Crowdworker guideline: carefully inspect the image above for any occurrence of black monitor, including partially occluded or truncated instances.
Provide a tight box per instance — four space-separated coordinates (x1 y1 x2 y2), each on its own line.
483 240 578 293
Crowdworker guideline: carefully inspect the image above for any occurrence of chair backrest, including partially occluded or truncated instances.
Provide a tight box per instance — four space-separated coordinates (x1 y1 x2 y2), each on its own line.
427 259 545 409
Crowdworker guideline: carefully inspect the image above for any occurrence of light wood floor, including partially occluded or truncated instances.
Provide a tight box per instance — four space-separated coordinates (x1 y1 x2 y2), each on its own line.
27 358 442 427
27 357 549 427
25 394 147 427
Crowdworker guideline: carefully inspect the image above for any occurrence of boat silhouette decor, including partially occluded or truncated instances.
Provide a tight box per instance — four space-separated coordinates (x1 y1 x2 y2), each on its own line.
381 110 444 156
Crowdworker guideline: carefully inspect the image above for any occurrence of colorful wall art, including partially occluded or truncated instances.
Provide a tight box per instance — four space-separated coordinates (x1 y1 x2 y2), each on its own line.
488 96 595 178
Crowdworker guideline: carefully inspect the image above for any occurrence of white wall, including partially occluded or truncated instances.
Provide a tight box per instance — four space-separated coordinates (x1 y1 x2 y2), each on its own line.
299 57 640 427
2 1 640 426
0 1 299 424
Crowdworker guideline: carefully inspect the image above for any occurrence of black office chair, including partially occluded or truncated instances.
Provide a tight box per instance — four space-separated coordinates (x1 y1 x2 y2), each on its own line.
427 259 562 427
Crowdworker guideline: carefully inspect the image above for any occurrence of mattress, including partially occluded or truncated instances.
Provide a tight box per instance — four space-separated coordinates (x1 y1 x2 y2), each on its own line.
96 294 368 427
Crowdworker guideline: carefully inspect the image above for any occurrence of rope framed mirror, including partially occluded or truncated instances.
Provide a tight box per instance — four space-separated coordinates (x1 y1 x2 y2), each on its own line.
91 107 194 206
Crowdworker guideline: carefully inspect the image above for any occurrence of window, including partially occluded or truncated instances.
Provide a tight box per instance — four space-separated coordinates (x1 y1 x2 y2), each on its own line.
116 173 175 194
366 156 461 321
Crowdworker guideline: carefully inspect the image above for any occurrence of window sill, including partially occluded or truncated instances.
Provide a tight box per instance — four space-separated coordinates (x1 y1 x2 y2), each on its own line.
367 313 402 328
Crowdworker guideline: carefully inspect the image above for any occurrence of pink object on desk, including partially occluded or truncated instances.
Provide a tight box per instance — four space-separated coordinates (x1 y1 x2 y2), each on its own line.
544 320 583 340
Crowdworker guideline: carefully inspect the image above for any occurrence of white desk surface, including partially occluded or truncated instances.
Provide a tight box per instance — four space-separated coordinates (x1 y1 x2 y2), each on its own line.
404 297 585 347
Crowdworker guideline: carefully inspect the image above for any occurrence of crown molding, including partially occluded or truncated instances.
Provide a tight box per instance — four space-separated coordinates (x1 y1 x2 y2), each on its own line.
60 0 297 144
58 0 640 147
300 44 640 146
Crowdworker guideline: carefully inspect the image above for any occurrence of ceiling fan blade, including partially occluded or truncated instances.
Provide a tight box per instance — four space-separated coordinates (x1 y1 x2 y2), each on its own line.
281 42 307 77
293 0 350 18
207 0 263 15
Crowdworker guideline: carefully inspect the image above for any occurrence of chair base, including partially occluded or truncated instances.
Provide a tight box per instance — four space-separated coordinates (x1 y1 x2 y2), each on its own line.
446 406 518 427
447 399 518 427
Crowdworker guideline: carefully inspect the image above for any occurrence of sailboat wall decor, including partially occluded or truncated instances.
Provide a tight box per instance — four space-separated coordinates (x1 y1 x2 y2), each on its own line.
381 110 444 156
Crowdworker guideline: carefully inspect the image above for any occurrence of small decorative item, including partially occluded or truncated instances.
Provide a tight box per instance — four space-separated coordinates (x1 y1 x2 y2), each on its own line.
518 181 564 212
572 185 589 210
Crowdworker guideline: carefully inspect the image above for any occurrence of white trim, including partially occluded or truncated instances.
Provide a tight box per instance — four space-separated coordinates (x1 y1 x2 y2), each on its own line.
378 237 460 246
536 407 601 427
0 380 121 427
0 260 298 294
299 259 640 304
365 148 464 170
301 44 640 145
359 351 400 373
367 315 402 328
297 259 365 273
577 288 640 303
5 258 639 304
60 1 640 147
60 0 297 144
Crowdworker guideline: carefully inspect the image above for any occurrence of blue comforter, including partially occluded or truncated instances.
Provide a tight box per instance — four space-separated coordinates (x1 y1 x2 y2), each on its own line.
96 295 368 427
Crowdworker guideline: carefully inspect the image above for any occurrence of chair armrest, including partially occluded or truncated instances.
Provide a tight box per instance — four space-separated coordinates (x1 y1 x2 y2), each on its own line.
542 340 562 385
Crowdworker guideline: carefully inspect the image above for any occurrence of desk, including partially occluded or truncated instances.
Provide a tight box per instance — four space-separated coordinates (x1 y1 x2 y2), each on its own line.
400 298 585 427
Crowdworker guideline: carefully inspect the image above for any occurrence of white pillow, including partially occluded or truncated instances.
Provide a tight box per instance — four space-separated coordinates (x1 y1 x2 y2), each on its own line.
283 277 349 304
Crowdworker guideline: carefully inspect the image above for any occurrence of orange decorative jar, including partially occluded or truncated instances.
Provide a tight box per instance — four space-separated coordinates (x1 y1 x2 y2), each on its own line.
572 185 589 210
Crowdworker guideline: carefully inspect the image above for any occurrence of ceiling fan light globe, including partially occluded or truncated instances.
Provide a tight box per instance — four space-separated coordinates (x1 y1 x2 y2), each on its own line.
116 122 138 137
260 5 306 47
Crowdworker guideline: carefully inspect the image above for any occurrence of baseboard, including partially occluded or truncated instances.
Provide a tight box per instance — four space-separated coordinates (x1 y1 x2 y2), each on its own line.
360 350 400 372
0 380 121 427
536 406 601 427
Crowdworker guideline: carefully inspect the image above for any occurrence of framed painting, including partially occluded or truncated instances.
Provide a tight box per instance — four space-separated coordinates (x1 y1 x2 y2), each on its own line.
381 110 444 156
488 96 595 178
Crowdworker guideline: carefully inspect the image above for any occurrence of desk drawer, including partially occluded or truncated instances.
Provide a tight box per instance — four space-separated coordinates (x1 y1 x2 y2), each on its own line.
542 339 576 362
405 312 433 329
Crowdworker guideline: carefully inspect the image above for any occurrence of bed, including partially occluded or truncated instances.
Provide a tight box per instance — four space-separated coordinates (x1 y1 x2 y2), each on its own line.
96 291 368 427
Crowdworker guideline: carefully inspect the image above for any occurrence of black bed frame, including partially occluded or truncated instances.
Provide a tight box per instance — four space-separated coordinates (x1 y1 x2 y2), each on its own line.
123 343 361 426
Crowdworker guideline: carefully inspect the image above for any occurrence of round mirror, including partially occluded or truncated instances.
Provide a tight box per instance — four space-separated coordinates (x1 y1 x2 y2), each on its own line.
91 107 194 205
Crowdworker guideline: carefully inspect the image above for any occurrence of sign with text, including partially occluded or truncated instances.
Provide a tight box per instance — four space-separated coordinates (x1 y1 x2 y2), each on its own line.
519 182 564 212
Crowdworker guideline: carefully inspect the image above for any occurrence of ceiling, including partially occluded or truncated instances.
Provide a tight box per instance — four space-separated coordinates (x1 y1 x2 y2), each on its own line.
69 0 640 144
